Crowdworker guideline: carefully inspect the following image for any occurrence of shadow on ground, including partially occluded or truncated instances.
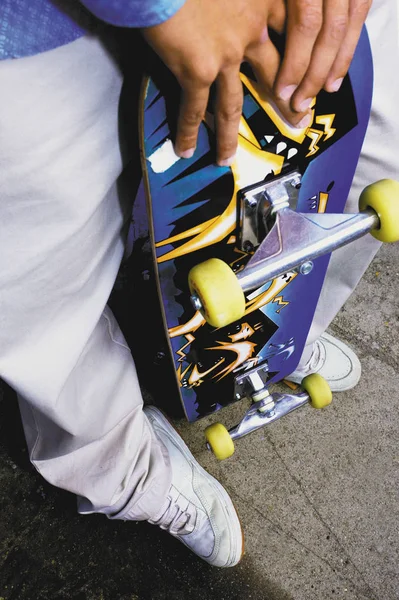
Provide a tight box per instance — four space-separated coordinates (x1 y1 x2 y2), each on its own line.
0 383 291 600
1 245 398 600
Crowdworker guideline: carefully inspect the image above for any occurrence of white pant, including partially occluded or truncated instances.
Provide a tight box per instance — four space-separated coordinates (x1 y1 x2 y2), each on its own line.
0 0 398 519
304 0 399 360
0 35 170 520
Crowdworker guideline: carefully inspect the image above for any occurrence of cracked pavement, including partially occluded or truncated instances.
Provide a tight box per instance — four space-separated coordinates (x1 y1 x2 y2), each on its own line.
0 243 398 600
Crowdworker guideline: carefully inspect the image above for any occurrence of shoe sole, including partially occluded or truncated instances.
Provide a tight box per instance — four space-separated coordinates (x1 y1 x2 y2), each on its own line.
144 405 245 567
286 333 361 392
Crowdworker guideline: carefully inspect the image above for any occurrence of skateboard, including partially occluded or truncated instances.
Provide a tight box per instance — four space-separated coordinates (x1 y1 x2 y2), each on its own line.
137 27 399 459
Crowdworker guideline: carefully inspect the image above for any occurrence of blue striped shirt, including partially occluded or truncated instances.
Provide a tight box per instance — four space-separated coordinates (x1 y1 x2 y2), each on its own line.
0 0 185 60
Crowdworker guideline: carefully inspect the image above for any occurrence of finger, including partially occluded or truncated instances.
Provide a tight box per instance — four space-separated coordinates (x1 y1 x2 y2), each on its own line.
174 83 210 158
215 66 243 165
247 40 312 128
268 0 287 35
273 0 323 105
324 0 371 91
290 0 350 111
246 38 281 92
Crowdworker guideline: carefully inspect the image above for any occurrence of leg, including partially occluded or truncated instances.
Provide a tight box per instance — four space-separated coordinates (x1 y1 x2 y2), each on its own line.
288 0 399 386
307 0 399 346
0 34 170 518
0 34 243 566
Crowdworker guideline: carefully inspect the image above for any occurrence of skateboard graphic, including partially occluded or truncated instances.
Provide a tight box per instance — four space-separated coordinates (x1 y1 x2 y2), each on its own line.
137 27 399 459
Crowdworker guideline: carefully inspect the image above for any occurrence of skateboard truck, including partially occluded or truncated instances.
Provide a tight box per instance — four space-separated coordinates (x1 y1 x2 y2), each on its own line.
232 362 314 427
192 177 399 460
189 176 399 329
205 367 332 460
236 170 378 293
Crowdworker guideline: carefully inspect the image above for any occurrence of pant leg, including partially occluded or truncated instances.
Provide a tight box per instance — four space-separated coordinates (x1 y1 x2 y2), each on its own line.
0 35 171 520
303 0 399 356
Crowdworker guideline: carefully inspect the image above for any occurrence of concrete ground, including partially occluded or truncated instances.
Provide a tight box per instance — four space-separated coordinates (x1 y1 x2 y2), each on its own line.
0 242 398 600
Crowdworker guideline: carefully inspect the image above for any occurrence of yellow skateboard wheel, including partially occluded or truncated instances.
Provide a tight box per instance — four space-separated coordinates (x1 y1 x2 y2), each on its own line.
359 179 399 242
188 258 246 328
205 423 235 460
301 373 332 409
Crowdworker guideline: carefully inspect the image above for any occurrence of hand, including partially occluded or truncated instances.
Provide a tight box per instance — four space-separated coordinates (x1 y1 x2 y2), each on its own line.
273 0 372 113
142 0 370 166
142 0 288 165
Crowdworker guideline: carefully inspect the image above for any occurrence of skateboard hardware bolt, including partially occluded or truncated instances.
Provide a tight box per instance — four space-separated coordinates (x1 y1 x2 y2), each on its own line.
190 294 203 312
299 261 314 275
142 269 150 281
235 393 241 400
252 389 270 403
290 175 302 189
257 393 276 416
243 240 254 253
156 351 165 361
245 197 257 208
181 379 188 388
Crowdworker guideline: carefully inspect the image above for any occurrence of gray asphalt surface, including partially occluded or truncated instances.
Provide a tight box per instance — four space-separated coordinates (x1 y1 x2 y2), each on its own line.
0 243 398 600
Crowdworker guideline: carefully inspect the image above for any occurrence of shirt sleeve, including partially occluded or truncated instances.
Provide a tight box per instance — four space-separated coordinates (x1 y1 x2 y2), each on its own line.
80 0 186 28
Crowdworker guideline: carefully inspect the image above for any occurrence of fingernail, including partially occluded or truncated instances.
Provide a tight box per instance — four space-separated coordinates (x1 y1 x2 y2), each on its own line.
331 77 343 92
259 27 269 43
298 97 313 112
279 84 297 101
179 148 195 159
218 154 236 167
296 113 312 129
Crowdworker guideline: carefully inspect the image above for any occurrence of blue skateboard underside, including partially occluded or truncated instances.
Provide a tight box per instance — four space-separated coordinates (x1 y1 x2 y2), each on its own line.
141 28 373 421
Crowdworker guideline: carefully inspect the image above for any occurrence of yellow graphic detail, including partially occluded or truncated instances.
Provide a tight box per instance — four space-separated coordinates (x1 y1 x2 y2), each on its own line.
318 192 329 213
177 328 264 386
169 311 205 338
309 191 330 212
239 117 261 148
228 321 263 343
241 73 315 144
188 358 226 386
176 333 195 361
152 79 343 389
306 114 336 157
244 274 297 317
156 86 336 264
306 128 324 157
169 273 296 340
272 295 290 313
205 340 258 381
176 362 191 383
157 132 283 264
316 114 336 141
155 217 218 248
230 247 251 270
172 274 298 385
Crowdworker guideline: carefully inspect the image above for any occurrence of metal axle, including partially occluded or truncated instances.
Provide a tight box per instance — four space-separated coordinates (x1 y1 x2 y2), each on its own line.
228 390 310 442
237 207 379 293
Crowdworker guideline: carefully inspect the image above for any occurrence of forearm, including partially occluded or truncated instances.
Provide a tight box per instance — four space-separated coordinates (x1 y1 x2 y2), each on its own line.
80 0 186 28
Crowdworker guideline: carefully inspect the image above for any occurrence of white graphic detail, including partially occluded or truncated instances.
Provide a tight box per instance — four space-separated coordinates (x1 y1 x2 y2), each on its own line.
148 139 180 173
276 142 287 154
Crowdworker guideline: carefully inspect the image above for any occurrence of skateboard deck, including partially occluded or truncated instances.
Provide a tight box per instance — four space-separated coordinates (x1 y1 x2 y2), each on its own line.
139 28 373 423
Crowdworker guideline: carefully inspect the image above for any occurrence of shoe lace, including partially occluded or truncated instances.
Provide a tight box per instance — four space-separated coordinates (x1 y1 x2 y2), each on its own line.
150 493 197 536
304 339 324 373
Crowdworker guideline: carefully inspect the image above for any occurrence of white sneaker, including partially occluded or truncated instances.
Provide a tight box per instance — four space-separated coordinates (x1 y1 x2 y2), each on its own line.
286 332 361 392
144 406 244 568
